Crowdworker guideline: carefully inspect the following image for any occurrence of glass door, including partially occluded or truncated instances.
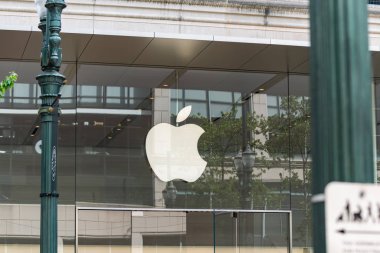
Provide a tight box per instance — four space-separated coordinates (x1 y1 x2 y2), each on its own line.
214 212 290 253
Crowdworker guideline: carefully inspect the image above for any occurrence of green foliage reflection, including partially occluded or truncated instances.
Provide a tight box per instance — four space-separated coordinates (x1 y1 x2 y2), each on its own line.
0 71 18 98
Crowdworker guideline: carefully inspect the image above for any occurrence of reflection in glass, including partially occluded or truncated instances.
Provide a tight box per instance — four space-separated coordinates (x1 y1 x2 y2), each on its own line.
0 60 314 253
78 209 290 253
79 85 100 104
0 61 77 253
289 75 312 248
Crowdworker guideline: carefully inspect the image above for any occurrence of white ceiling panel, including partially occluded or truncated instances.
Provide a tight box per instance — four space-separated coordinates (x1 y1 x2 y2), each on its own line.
189 41 268 69
22 31 42 60
77 64 127 85
265 77 288 97
62 33 93 62
264 74 310 97
0 30 31 60
23 32 93 62
134 38 210 67
179 70 274 93
288 46 309 72
116 67 173 88
79 35 153 64
242 45 309 73
292 60 309 74
77 64 173 88
289 75 310 96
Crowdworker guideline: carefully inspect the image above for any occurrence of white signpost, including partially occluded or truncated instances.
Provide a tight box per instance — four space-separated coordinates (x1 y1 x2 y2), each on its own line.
326 182 380 253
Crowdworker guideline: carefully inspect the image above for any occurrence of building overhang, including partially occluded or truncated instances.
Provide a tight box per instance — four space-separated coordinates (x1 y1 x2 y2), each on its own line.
0 0 380 77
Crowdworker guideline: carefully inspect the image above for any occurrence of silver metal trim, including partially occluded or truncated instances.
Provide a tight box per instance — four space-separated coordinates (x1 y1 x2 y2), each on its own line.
75 207 79 253
289 211 293 253
76 206 292 213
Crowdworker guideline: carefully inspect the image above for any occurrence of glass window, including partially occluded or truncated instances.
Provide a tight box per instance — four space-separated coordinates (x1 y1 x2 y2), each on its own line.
185 101 207 116
106 86 121 104
79 85 99 103
13 83 30 104
185 90 206 100
0 61 313 253
209 91 233 103
60 85 74 105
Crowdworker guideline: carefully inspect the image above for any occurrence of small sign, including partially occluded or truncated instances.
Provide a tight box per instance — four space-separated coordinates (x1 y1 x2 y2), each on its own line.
326 182 380 253
35 140 42 154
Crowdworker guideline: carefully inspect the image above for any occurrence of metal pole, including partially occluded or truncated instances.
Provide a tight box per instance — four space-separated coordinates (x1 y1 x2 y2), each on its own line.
37 2 66 253
309 1 375 252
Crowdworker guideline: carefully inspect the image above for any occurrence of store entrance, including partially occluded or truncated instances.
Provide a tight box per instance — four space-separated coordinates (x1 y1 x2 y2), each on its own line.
76 207 292 253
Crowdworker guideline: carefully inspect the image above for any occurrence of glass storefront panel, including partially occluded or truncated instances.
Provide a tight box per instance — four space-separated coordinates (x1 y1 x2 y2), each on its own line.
214 212 289 253
167 69 285 210
0 60 316 252
289 75 312 248
78 209 290 253
75 65 174 206
0 61 76 253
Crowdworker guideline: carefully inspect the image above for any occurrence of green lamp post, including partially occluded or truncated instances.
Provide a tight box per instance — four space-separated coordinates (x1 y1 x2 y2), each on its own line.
310 1 375 252
35 1 66 253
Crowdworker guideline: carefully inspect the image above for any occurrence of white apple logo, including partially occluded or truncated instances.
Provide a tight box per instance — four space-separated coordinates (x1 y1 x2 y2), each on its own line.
145 105 207 182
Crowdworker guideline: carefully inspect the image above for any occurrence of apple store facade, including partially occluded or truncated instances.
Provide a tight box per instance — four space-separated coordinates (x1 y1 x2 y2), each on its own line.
2 13 380 253
0 43 312 253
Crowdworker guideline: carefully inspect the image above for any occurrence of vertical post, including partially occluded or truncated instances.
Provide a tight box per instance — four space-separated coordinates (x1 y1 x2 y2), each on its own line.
37 2 66 253
309 1 375 253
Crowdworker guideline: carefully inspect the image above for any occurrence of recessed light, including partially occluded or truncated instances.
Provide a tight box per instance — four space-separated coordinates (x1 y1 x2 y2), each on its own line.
149 97 154 100
107 136 112 139
163 84 169 87
258 88 265 91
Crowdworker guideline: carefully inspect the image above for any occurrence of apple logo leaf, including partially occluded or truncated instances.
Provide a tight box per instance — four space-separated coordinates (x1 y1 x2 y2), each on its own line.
176 105 192 123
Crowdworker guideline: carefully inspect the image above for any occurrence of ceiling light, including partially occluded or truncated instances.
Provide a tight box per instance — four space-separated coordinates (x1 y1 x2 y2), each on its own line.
107 136 112 139
163 84 169 87
258 88 265 91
